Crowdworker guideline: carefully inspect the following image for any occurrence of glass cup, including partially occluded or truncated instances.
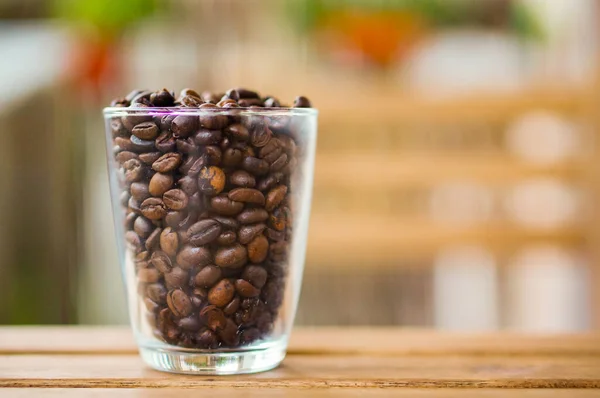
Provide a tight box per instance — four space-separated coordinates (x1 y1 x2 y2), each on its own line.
103 105 317 374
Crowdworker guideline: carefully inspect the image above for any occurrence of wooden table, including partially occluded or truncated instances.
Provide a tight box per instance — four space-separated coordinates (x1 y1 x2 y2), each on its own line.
1 327 599 396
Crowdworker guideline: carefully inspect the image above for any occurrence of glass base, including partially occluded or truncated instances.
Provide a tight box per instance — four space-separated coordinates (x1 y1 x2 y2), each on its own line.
139 344 287 375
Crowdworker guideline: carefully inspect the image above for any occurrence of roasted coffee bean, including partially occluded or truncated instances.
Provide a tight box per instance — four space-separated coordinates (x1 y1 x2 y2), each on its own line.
256 172 284 192
121 111 152 131
225 124 249 142
134 216 154 239
187 192 202 211
204 146 222 165
152 153 182 173
130 90 153 104
208 279 235 307
229 170 256 188
180 94 202 107
149 173 173 197
238 98 263 107
144 297 160 313
242 265 268 289
248 235 269 264
270 153 288 172
110 118 129 137
177 210 198 231
176 245 212 269
210 195 244 216
177 316 201 332
242 156 269 175
123 159 144 182
155 132 176 152
240 328 261 345
147 283 167 304
194 129 222 145
237 208 269 224
215 244 247 269
293 95 311 108
167 289 193 317
116 151 137 164
130 182 150 201
171 115 198 138
197 329 219 348
125 230 142 251
180 88 202 99
194 265 222 288
236 88 260 99
235 279 260 298
269 207 287 231
259 138 282 161
145 227 162 250
265 185 287 211
176 137 197 154
128 197 142 214
160 227 179 257
216 230 237 246
224 88 240 101
238 223 266 245
199 103 228 129
124 212 136 230
140 197 167 220
201 91 222 104
212 216 239 230
218 318 240 346
150 88 175 106
223 296 241 315
177 175 198 196
266 227 285 242
222 147 243 167
150 251 172 274
198 166 225 196
228 188 265 205
129 135 156 153
163 189 188 210
165 267 188 289
160 114 175 131
263 96 280 107
187 219 222 246
165 211 184 229
132 122 159 140
250 124 272 148
138 152 161 165
138 268 160 283
202 305 227 331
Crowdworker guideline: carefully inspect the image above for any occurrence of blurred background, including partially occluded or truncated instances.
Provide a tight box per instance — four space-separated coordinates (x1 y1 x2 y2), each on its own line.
1 0 599 331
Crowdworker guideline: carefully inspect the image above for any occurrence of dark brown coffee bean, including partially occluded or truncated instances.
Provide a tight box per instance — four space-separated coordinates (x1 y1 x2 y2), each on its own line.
269 207 287 231
228 188 265 205
165 211 184 229
149 173 173 197
257 172 284 192
213 216 240 230
240 328 261 345
201 91 222 104
225 123 249 141
235 279 260 298
167 288 192 317
293 95 311 108
132 122 159 140
229 170 256 188
150 250 172 273
215 244 247 269
187 219 222 246
250 125 272 148
236 88 259 99
265 185 288 212
204 146 222 166
152 152 182 173
270 153 288 172
121 110 152 131
123 159 144 182
176 137 197 155
147 283 167 304
194 265 222 288
116 151 137 164
208 279 235 307
199 103 228 129
136 251 150 262
138 152 161 165
128 196 142 215
124 212 136 230
140 197 167 220
180 88 201 99
129 135 156 153
177 316 201 332
160 227 179 257
242 156 269 175
159 114 175 131
223 296 240 315
259 138 282 162
155 132 176 152
238 223 266 244
222 148 243 167
110 117 129 137
125 230 142 251
163 189 188 210
266 227 285 242
197 166 225 196
145 227 162 250
130 90 153 104
238 98 263 107
201 305 227 331
150 88 175 106
210 195 244 216
177 210 198 231
165 267 188 289
176 245 212 269
143 297 159 313
171 115 198 138
248 235 269 264
133 216 154 239
224 89 240 101
237 208 269 224
193 129 222 145
263 97 280 107
187 192 203 211
218 318 239 346
138 268 160 283
177 175 198 196
242 265 268 289
197 329 219 348
115 137 134 152
216 230 237 246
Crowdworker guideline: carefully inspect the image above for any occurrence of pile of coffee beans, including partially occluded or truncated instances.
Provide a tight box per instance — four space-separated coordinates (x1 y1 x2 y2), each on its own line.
108 88 311 349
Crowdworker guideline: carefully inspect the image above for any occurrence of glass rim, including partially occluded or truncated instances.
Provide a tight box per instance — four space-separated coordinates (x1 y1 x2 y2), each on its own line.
103 106 318 117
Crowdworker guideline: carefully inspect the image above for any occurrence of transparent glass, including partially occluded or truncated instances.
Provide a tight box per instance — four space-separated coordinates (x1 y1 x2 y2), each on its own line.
102 106 317 374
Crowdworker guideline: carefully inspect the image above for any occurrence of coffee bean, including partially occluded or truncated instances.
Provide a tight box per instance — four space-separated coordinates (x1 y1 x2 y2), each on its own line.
238 223 266 244
150 88 175 106
121 112 152 131
138 268 160 283
177 176 198 196
144 297 159 312
177 316 201 332
140 198 167 220
145 227 162 250
130 182 150 201
240 328 261 345
202 305 227 331
128 197 142 215
216 230 237 246
266 227 285 242
212 216 240 230
132 122 159 140
194 265 222 288
242 265 268 289
228 188 265 205
225 124 249 142
165 211 184 229
167 289 192 317
225 89 240 101
259 138 282 161
187 219 222 246
250 124 272 148
293 96 311 108
229 170 256 188
248 235 269 263
215 244 247 269
201 91 222 104
180 88 202 99
151 251 172 274
222 148 243 167
110 118 129 137
171 115 198 138
237 208 269 224
257 172 284 192
134 216 154 239
242 156 269 175
217 318 239 346
270 153 288 172
181 94 202 107
238 98 263 107
263 97 280 107
146 283 167 304
138 152 161 165
177 210 198 231
165 267 188 289
130 90 153 105
235 279 260 298
208 279 235 307
160 114 175 131
194 129 222 145
123 159 144 182
210 195 244 216
265 185 287 211
124 212 136 230
236 88 259 99
176 137 197 154
152 153 182 173
116 151 137 164
204 146 222 166
176 245 212 269
198 166 225 196
155 132 176 152
160 227 179 257
163 189 188 210
269 207 287 231
129 135 156 153
199 103 228 129
149 173 173 197
197 329 219 348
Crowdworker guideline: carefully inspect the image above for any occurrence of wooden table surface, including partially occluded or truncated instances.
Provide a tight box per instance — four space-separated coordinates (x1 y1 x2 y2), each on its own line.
1 327 599 397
